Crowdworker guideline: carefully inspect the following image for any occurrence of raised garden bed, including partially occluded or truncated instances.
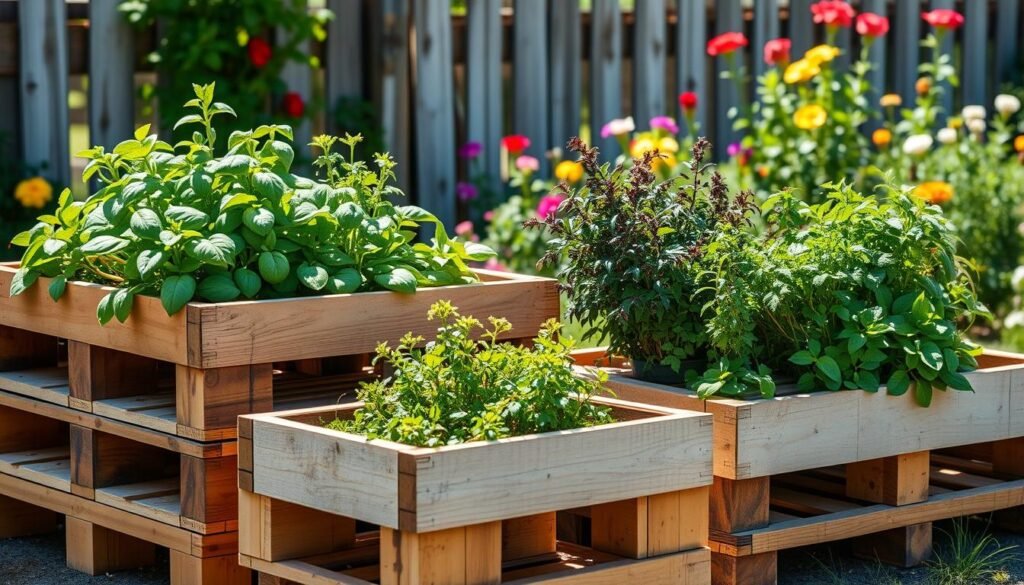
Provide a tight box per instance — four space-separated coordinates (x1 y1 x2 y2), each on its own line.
238 396 714 584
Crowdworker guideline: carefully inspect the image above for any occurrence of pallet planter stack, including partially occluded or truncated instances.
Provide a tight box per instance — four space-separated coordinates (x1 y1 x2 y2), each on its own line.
237 397 714 584
572 348 1024 585
0 263 558 584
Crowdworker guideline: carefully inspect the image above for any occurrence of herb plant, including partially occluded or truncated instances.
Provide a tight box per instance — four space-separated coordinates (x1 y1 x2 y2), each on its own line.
694 182 988 406
328 301 613 447
530 137 757 374
9 84 493 323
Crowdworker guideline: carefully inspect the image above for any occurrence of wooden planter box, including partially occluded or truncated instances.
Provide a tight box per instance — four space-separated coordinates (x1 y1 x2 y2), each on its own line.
0 263 558 440
238 396 714 584
572 348 1024 585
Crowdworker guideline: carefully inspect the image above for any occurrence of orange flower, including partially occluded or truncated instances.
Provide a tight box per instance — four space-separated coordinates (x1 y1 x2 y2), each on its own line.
872 128 892 147
914 181 954 205
14 177 53 209
756 165 770 179
1015 135 1024 153
916 77 932 95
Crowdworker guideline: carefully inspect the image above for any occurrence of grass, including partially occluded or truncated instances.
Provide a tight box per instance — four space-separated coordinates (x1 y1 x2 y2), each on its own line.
927 519 1016 585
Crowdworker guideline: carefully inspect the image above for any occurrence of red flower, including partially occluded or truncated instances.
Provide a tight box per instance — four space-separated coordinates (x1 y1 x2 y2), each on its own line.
706 32 748 57
282 92 304 118
501 135 531 155
921 9 964 30
856 12 890 37
763 38 791 66
678 91 698 111
247 37 272 68
810 1 855 28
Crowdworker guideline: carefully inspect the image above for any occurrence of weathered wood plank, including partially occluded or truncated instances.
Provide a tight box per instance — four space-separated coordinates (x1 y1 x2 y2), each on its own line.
633 0 667 128
591 0 623 158
513 0 550 168
963 0 989 108
278 0 313 165
369 0 412 195
996 0 1021 86
88 0 135 152
788 0 815 56
862 0 888 131
676 0 707 137
466 0 503 197
549 1 581 151
714 0 743 149
752 0 780 79
325 0 363 130
894 0 922 105
931 0 956 116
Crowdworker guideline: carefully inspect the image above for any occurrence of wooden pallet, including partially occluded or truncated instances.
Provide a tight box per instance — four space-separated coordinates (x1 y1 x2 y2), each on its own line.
238 396 714 584
572 348 1024 585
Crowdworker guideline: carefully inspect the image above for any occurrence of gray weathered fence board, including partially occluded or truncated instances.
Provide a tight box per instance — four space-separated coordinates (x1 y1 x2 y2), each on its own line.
369 0 411 195
932 0 956 116
466 0 503 196
676 0 707 137
549 0 581 151
590 0 622 158
278 1 313 164
996 0 1021 88
963 0 988 108
862 0 888 131
894 0 922 105
753 0 780 79
326 0 363 129
513 0 550 167
19 0 69 186
88 0 134 153
789 0 816 56
413 0 456 228
633 0 667 129
714 0 743 148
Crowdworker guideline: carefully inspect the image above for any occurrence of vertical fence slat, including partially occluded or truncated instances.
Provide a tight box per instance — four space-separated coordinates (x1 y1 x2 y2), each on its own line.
753 0 780 79
513 0 549 169
326 0 363 129
676 0 706 137
633 0 667 129
88 0 134 153
278 1 313 162
370 0 411 195
549 1 581 150
467 0 503 196
714 0 743 149
931 0 955 115
789 0 815 56
963 0 988 107
894 0 922 105
862 0 887 130
996 0 1020 88
19 0 69 186
412 0 456 227
590 0 622 158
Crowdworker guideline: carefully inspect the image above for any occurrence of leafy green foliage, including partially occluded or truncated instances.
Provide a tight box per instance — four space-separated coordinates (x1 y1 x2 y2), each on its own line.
530 137 757 374
10 84 493 323
927 519 1016 585
696 182 988 405
327 301 614 447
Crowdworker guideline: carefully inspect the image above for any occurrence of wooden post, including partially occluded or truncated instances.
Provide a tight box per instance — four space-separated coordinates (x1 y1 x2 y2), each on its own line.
548 1 581 152
88 0 135 152
18 0 70 187
513 0 550 171
68 341 164 411
502 512 557 561
169 551 250 585
379 522 502 585
0 494 57 538
591 0 623 159
412 0 457 228
175 364 274 441
846 450 933 567
709 477 776 585
633 0 667 128
466 0 503 201
592 486 709 559
66 517 156 575
180 454 238 533
238 490 356 562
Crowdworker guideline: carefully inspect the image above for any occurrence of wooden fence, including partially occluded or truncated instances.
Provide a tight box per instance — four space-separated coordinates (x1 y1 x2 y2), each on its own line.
1 0 1022 228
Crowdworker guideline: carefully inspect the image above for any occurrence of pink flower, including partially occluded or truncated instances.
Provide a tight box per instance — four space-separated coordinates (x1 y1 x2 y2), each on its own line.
484 258 507 272
811 1 855 28
921 9 964 30
458 141 482 159
600 116 635 138
764 38 792 65
856 12 889 37
455 220 474 236
456 182 478 202
649 116 679 135
707 32 749 56
516 155 540 173
483 210 495 222
536 193 565 219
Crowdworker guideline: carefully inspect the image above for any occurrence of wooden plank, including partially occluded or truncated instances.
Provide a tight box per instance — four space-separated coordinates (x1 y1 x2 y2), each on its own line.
369 0 412 195
513 0 550 170
88 0 135 152
181 454 238 530
591 0 623 158
752 0 780 79
502 513 557 561
996 0 1021 86
92 393 179 436
0 367 70 406
0 324 60 370
95 478 182 526
465 0 503 197
853 523 932 567
0 446 71 492
894 0 922 105
325 0 363 130
176 364 274 437
633 0 667 128
862 0 888 132
963 0 989 108
18 0 70 187
278 0 313 165
66 516 157 575
548 1 582 151
788 0 815 56
711 551 777 585
379 522 502 585
412 0 457 228
169 550 250 585
711 477 770 535
504 548 710 585
714 0 743 148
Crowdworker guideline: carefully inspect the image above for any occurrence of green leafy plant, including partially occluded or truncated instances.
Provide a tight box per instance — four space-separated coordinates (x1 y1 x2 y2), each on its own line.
927 519 1016 585
529 137 757 375
9 84 493 323
327 300 614 447
695 181 988 405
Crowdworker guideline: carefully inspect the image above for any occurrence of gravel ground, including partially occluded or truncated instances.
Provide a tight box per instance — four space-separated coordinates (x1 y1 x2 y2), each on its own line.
3 518 1024 584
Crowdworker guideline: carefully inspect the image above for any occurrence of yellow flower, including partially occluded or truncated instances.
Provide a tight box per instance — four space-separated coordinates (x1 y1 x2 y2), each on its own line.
949 117 963 129
14 177 53 209
880 93 902 108
913 181 954 205
793 104 827 130
872 128 892 147
803 44 841 65
630 136 657 159
783 58 821 84
1015 135 1024 153
658 136 680 154
554 160 584 183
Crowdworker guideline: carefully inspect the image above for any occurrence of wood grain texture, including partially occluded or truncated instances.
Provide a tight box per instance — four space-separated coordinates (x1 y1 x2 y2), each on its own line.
852 523 932 568
238 489 356 562
710 477 770 535
512 0 550 170
502 513 557 561
379 522 502 585
591 0 623 159
711 551 777 585
176 364 274 435
0 494 57 538
169 550 251 585
504 548 710 584
633 0 667 128
88 0 135 152
846 451 930 506
181 455 237 528
548 0 582 153
676 0 707 136
65 516 156 576
465 0 503 201
0 324 59 370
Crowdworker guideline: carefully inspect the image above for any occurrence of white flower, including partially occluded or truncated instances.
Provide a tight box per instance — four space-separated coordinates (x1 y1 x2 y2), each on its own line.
902 134 934 156
1013 266 1024 291
967 117 986 135
962 105 987 121
937 127 958 145
1006 310 1024 329
600 116 635 138
995 94 1022 117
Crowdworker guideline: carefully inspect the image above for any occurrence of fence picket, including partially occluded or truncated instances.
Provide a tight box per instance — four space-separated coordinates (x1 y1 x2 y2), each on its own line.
676 0 706 138
996 0 1021 88
862 0 887 131
549 1 581 151
714 0 743 148
963 0 988 108
88 0 134 153
931 0 955 116
325 0 363 130
894 0 922 106
513 0 550 169
753 0 780 79
413 0 457 228
278 1 313 163
590 0 622 158
18 0 69 186
789 0 815 56
466 0 503 197
633 0 667 129
369 0 411 195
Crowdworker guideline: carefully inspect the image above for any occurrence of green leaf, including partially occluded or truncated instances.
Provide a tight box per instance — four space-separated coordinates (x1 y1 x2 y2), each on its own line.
886 369 911 396
173 114 203 130
134 123 152 140
327 267 362 294
940 369 973 391
96 292 116 325
914 379 933 407
10 230 33 247
48 275 67 301
166 206 210 230
788 350 815 366
10 268 38 296
198 274 241 302
233 268 262 298
113 289 135 323
373 268 417 293
191 171 214 197
160 274 196 316
252 172 287 199
463 241 495 262
919 341 944 371
136 249 166 279
243 207 276 236
130 209 163 239
296 263 329 291
81 235 129 256
208 154 255 174
911 292 933 323
815 356 842 383
258 251 290 284
184 233 237 266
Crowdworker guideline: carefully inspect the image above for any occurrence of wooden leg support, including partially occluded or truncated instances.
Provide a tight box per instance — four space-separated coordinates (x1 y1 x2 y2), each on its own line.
70 425 178 499
709 477 776 585
238 490 356 562
847 450 932 567
380 522 502 585
0 494 57 538
592 486 709 559
181 454 238 533
169 550 250 585
65 517 156 575
989 438 1024 531
68 342 165 411
176 364 273 441
502 512 557 561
